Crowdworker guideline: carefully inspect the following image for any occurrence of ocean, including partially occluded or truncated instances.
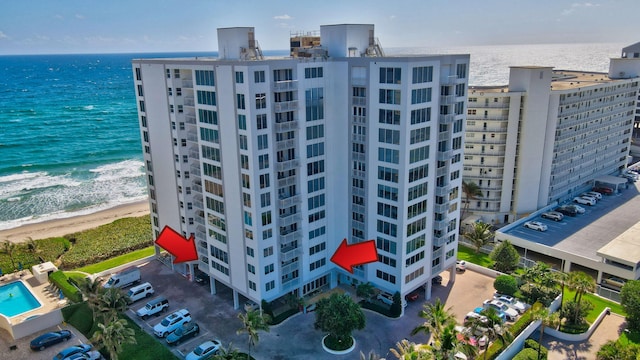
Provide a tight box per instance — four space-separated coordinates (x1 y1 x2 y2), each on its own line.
0 43 626 230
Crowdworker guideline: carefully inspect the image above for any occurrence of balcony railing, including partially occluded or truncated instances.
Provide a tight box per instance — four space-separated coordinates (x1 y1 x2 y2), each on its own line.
274 100 299 112
437 150 453 161
279 194 301 208
439 114 455 124
276 138 297 151
272 80 298 91
276 159 299 172
274 120 299 132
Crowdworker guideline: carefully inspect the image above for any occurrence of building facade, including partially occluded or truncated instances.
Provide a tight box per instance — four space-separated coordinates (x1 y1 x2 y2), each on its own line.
463 66 638 225
133 24 469 309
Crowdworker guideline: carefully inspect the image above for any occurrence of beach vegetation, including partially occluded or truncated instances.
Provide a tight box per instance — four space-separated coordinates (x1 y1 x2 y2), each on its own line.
77 246 154 274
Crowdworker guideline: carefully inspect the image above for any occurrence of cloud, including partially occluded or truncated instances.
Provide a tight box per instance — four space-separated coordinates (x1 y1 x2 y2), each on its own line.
562 2 601 16
0 31 8 40
273 14 292 20
75 14 85 19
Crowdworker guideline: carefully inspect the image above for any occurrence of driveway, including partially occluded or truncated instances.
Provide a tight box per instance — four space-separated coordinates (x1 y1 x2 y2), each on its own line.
132 261 498 359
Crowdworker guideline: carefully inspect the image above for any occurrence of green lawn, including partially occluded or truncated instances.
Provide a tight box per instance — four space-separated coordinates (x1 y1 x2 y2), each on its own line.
76 246 155 274
457 244 494 268
562 288 626 321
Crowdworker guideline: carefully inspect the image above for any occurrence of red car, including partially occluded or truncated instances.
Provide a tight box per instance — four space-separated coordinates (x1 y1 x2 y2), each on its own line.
592 186 613 195
406 291 420 301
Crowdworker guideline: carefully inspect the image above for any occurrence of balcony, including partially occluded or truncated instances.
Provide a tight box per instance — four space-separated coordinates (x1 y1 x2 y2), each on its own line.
352 78 367 86
352 97 367 106
352 134 366 143
433 219 448 232
435 184 450 196
274 100 298 112
279 194 301 208
272 80 298 92
181 80 193 88
439 114 455 124
189 165 201 177
436 166 448 177
280 246 301 263
437 150 453 161
432 247 443 258
280 261 300 276
276 138 297 151
277 176 297 188
433 203 448 213
276 158 299 172
432 263 443 274
185 115 196 124
440 95 455 105
274 120 299 132
433 234 447 247
184 97 195 106
278 212 301 227
279 230 301 244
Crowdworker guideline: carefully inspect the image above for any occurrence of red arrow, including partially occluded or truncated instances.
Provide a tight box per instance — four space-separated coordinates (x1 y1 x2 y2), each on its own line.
154 226 199 264
330 238 378 273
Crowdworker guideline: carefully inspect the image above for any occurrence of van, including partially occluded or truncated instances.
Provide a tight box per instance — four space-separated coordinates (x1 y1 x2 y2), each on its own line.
103 267 141 289
127 282 154 303
136 296 169 319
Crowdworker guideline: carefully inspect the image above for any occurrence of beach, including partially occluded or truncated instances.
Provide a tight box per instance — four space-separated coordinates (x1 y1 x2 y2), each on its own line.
0 200 150 243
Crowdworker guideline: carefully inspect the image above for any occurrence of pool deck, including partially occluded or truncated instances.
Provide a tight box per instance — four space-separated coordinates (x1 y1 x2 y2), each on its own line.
0 271 66 325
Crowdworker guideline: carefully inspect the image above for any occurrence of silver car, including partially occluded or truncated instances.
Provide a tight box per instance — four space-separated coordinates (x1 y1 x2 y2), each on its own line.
541 211 563 222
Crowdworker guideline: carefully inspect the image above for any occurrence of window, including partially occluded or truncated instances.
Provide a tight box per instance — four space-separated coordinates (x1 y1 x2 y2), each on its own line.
409 145 429 163
259 174 270 189
238 114 247 130
200 128 219 144
379 67 402 84
408 182 428 201
254 70 265 83
308 177 325 193
239 135 248 150
379 89 401 105
379 109 400 125
258 154 269 169
376 270 396 284
137 84 143 96
235 71 244 83
197 90 216 106
310 242 326 255
199 109 218 124
309 210 325 223
307 143 325 158
305 88 324 121
255 93 266 109
308 194 325 210
406 251 425 267
407 200 428 219
257 114 267 130
378 147 399 164
378 184 398 201
237 94 246 109
412 66 433 83
246 247 254 257
261 211 272 226
378 128 400 145
408 164 428 182
240 155 249 170
260 192 271 207
307 160 325 176
410 127 430 144
305 67 323 78
407 218 426 237
257 134 268 150
247 264 255 274
306 124 324 140
310 258 326 271
135 67 142 80
411 88 431 104
205 197 225 214
265 264 274 274
377 220 397 237
309 226 326 239
266 280 275 291
377 202 398 219
195 70 215 86
406 235 426 253
378 166 399 183
456 63 467 79
411 108 431 124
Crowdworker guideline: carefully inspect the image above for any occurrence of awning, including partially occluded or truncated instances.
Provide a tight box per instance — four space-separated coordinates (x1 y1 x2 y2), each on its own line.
594 175 627 186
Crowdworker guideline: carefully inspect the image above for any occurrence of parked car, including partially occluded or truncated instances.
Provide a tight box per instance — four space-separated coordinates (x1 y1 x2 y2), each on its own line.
185 340 222 360
456 260 467 272
136 296 169 319
166 322 200 346
63 352 101 360
541 211 564 221
405 291 420 301
555 206 577 217
103 267 141 289
523 221 547 232
567 204 586 214
30 330 72 351
583 191 602 200
127 282 154 303
244 300 259 312
483 299 519 321
464 311 488 324
602 276 626 288
377 292 394 306
432 275 443 285
593 186 614 195
153 309 191 338
494 294 527 314
53 344 92 360
573 196 596 206
473 306 506 323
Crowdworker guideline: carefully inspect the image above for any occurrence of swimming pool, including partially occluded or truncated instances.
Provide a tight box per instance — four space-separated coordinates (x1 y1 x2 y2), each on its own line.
0 281 43 318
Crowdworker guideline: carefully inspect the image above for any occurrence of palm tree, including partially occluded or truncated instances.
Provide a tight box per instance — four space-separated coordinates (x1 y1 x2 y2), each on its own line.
97 287 129 323
530 304 561 360
1 240 17 271
26 237 39 255
411 298 457 341
91 318 136 360
566 271 596 324
461 180 483 219
463 222 494 253
360 350 386 360
212 343 246 360
79 277 105 321
389 339 429 360
477 308 513 360
236 309 270 358
429 323 477 360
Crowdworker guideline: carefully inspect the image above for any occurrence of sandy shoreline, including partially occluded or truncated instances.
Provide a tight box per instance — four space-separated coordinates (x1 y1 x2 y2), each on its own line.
0 200 151 243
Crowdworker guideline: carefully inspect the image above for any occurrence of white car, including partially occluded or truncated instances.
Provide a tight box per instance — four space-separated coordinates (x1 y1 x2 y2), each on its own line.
573 196 595 206
568 204 585 214
583 191 602 200
153 308 191 338
524 221 547 232
494 294 527 314
185 340 222 360
483 299 519 321
456 260 467 272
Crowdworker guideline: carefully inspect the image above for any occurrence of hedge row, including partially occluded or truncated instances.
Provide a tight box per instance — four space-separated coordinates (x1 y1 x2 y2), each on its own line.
49 270 82 302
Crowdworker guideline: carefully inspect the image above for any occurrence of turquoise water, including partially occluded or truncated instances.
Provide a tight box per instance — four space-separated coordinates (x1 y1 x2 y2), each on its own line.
0 281 42 317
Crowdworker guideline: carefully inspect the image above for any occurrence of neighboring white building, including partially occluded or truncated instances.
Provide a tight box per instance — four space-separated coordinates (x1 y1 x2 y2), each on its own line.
463 66 638 224
609 42 640 151
133 24 469 309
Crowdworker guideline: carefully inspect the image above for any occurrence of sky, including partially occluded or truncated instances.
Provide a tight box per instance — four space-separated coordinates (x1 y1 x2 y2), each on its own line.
1 0 639 55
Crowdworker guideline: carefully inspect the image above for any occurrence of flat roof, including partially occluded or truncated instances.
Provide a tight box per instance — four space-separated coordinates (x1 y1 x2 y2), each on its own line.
499 181 640 263
549 70 619 91
597 223 640 266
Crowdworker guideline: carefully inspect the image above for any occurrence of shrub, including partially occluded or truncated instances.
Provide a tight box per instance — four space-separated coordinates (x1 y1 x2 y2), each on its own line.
270 307 299 325
621 280 640 331
490 240 520 273
360 300 396 318
561 299 594 327
524 339 547 359
513 348 538 360
494 274 518 296
49 270 82 302
261 299 274 318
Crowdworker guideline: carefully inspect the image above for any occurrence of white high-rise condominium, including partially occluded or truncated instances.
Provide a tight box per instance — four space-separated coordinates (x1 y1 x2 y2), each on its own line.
133 24 469 310
463 66 638 225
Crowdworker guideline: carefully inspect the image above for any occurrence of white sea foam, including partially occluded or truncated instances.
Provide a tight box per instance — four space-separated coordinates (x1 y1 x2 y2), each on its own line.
0 171 47 183
0 172 82 198
83 105 94 110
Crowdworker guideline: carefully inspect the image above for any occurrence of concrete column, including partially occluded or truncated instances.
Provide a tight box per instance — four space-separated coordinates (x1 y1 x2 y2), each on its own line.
233 289 239 309
424 282 433 300
563 260 572 273
330 271 338 289
596 271 603 284
449 266 456 283
210 278 217 295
